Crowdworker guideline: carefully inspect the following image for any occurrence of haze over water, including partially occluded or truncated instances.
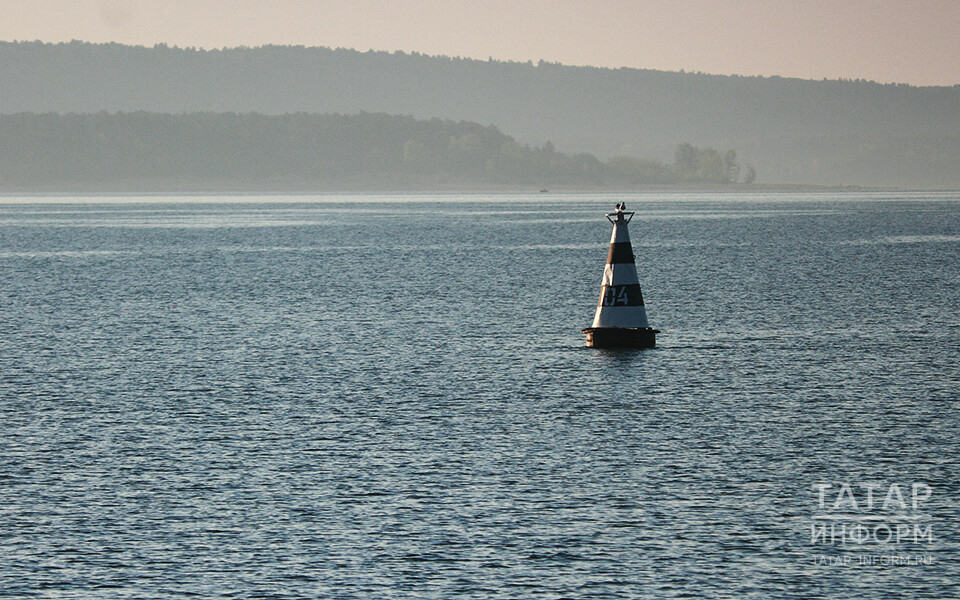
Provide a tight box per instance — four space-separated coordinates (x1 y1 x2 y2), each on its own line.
2 191 958 598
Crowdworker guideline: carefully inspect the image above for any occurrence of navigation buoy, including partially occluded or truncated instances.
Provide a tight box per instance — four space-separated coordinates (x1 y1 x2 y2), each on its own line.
581 202 659 348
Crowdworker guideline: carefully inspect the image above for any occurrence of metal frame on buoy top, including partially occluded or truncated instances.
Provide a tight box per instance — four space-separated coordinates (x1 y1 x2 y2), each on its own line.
581 202 659 348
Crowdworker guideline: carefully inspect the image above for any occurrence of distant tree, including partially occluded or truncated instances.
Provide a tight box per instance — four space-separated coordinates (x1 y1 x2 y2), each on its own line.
723 149 740 183
674 143 698 177
697 149 726 183
743 164 757 184
672 143 748 184
447 133 486 175
402 139 432 170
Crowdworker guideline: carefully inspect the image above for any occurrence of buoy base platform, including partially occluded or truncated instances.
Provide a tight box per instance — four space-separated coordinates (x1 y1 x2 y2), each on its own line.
581 327 659 349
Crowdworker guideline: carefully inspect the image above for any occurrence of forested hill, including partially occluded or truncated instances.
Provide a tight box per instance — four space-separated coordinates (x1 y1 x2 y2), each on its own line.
2 41 960 187
0 112 745 189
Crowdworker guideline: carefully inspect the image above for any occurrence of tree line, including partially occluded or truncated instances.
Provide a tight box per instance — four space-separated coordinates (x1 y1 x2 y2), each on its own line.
2 41 959 186
0 112 750 189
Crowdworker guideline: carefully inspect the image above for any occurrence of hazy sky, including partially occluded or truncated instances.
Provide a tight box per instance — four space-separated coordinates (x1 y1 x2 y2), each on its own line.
3 0 959 86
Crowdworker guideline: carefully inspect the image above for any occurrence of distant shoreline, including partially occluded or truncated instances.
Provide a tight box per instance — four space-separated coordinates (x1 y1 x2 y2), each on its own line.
0 180 906 196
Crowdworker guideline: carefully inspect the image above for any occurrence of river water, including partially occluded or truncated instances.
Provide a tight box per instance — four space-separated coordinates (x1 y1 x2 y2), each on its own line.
2 191 958 598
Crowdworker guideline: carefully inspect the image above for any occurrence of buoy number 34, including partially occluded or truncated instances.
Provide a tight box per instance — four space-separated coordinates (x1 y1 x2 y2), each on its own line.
600 284 640 306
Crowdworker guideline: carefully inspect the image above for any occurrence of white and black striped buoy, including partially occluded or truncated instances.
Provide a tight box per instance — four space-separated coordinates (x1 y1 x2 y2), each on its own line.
581 203 659 348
